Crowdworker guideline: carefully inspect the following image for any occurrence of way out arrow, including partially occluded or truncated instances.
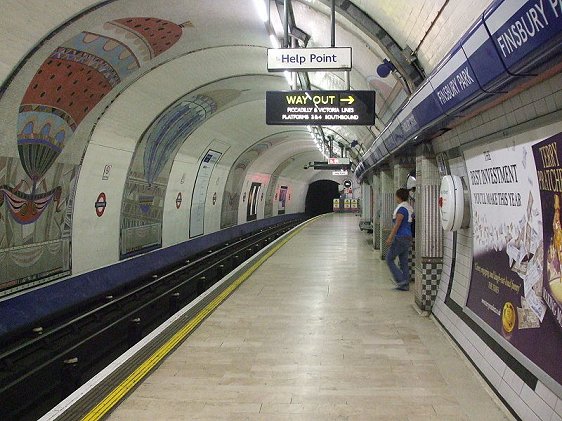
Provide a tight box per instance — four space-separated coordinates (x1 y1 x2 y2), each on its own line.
340 95 355 104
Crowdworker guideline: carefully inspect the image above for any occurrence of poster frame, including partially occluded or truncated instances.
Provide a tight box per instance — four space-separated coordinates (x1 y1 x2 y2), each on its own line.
458 121 562 398
189 149 222 238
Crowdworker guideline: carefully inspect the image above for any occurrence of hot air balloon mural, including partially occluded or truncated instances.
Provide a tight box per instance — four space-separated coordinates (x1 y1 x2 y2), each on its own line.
1 17 184 224
0 17 184 292
120 89 241 258
143 94 218 186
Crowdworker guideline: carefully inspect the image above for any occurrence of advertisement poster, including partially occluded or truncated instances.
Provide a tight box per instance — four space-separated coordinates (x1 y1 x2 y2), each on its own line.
533 133 562 332
189 150 222 238
465 134 562 385
246 182 262 222
278 186 288 215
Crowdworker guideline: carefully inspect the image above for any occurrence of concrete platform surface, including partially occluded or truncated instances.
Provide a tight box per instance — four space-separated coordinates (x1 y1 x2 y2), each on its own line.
108 214 511 421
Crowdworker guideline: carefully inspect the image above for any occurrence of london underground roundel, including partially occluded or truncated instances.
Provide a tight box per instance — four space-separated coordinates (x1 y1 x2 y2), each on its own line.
95 192 107 217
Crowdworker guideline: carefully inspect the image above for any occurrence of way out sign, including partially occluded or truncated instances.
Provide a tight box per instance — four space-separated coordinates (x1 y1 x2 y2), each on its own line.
266 90 375 126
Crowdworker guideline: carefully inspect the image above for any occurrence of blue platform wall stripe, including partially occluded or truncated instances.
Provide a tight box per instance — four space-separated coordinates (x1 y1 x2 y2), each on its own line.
0 213 305 337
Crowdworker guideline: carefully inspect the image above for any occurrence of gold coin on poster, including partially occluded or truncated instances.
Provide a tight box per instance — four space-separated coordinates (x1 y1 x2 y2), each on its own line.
502 302 516 334
549 278 562 302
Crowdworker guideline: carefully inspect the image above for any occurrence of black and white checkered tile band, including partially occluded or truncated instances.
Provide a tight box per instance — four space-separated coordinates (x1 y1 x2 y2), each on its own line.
408 243 415 282
419 262 443 310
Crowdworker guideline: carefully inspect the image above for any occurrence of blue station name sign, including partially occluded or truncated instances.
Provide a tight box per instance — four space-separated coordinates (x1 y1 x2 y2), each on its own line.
266 90 375 126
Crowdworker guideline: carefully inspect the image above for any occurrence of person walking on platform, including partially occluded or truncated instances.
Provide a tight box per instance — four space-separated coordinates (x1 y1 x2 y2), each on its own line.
385 188 414 291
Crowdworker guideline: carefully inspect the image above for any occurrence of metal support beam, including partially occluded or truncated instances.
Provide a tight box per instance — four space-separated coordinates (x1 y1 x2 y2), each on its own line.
291 36 298 89
284 0 290 47
317 0 424 88
344 71 350 90
331 0 336 47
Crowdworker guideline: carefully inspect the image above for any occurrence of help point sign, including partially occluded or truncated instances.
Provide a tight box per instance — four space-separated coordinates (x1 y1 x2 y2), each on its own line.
267 47 352 71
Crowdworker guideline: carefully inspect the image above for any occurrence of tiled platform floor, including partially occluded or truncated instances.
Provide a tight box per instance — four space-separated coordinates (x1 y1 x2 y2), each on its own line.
109 214 512 420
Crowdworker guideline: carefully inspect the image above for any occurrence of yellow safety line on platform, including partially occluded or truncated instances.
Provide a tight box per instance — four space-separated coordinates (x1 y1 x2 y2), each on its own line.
81 215 323 421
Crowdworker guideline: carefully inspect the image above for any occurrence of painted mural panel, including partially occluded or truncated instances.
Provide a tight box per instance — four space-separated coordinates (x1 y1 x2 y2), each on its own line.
465 132 562 386
263 175 278 218
220 142 272 228
190 150 222 238
120 89 240 258
0 17 184 295
263 157 295 218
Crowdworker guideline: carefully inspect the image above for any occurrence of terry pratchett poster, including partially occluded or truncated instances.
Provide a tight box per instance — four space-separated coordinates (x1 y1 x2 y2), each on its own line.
464 132 562 385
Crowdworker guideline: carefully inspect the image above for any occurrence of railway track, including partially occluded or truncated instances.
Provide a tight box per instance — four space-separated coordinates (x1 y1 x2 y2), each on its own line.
0 218 305 420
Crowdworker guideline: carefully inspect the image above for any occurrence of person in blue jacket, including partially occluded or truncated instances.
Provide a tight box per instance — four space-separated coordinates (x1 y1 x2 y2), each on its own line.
385 188 414 291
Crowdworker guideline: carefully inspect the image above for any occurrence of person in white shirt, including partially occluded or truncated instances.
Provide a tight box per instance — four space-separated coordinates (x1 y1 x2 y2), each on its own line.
385 188 414 291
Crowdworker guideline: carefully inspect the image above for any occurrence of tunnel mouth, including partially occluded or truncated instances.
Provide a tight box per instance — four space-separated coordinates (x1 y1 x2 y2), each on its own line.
305 179 340 217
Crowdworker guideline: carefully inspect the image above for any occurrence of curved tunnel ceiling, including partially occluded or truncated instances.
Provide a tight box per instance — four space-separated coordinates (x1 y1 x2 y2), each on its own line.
0 0 494 294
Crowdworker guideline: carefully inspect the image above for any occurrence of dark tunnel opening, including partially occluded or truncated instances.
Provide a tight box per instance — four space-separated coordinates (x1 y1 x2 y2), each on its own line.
305 180 340 217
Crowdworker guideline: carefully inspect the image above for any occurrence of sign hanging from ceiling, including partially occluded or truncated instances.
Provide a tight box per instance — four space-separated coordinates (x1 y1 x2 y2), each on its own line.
312 161 351 170
332 170 349 176
328 157 350 165
267 47 352 71
266 90 375 126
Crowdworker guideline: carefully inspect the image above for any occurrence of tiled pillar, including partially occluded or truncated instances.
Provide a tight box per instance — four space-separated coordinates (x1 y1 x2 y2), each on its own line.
393 158 416 281
361 181 371 223
371 172 381 250
393 162 411 190
379 167 394 259
414 147 444 311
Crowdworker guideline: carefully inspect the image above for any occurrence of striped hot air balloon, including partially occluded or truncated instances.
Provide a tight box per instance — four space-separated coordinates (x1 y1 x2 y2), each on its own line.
8 17 183 223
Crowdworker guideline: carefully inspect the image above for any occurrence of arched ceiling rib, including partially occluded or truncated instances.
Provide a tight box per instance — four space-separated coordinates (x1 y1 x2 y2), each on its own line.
303 0 424 87
0 0 496 184
313 0 494 73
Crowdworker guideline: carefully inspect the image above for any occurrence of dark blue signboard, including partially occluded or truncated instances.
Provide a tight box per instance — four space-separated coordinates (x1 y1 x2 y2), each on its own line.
485 0 562 72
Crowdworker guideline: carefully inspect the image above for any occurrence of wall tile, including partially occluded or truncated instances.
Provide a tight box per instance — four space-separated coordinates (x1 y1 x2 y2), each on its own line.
521 384 555 421
536 382 558 410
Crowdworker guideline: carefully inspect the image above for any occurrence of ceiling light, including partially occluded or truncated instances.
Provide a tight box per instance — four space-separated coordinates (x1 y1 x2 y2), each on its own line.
252 0 268 22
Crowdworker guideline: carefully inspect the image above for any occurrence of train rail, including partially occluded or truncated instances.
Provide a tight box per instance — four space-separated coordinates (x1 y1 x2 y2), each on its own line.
0 218 305 421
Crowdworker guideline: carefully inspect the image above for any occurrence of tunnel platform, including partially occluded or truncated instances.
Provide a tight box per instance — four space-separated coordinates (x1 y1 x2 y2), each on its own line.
82 213 512 420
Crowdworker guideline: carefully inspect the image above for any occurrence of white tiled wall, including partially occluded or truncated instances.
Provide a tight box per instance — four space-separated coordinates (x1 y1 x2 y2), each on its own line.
431 71 562 420
353 0 494 73
433 72 562 154
434 299 562 421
